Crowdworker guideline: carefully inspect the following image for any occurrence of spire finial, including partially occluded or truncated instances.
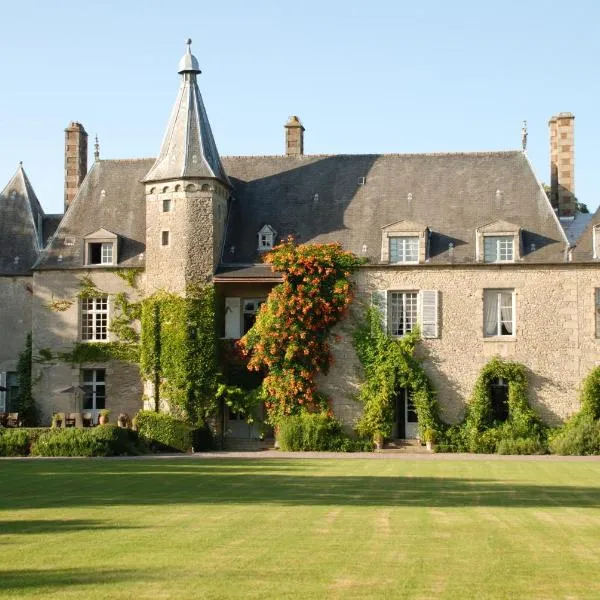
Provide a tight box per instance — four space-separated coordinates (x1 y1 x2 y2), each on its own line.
186 38 192 51
19 161 23 167
521 120 528 151
94 135 100 161
178 39 201 74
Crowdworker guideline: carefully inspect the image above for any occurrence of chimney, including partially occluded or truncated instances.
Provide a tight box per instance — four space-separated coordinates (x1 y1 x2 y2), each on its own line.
285 116 305 156
549 112 576 217
64 122 88 211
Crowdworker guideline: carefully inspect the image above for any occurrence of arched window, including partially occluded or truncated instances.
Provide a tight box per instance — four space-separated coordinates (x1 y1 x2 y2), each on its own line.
490 377 509 421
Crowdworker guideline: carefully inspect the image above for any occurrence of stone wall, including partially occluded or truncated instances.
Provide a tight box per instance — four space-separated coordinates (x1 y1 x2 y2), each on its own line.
0 276 32 373
319 264 600 431
32 269 143 424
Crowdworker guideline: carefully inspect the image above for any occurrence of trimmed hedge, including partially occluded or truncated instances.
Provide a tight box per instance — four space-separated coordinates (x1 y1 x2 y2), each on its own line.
277 413 373 452
30 425 144 457
134 411 194 453
549 415 600 455
0 428 50 457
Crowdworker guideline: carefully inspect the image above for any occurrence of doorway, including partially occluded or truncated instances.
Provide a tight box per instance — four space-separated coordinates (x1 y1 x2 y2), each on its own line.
394 388 418 439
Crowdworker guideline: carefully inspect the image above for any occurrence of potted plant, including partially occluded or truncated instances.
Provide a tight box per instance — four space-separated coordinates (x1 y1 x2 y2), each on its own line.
98 409 110 425
423 428 437 452
117 413 130 428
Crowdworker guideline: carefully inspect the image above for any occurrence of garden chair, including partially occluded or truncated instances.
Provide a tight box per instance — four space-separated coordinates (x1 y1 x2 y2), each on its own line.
65 413 76 427
53 412 65 428
0 412 7 427
82 412 94 427
7 413 20 427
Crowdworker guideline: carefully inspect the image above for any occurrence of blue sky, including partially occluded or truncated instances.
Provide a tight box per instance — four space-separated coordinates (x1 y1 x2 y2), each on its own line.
1 0 598 214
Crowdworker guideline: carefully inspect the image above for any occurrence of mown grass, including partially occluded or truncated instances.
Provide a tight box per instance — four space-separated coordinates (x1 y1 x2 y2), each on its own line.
1 457 600 599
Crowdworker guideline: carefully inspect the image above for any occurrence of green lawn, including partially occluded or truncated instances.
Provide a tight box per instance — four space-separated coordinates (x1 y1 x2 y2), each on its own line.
1 457 600 599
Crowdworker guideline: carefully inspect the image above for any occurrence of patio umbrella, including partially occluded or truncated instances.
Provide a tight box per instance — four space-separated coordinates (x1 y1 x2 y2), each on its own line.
56 385 87 412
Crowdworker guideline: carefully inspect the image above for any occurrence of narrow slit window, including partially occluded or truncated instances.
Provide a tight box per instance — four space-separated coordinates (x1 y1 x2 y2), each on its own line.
161 231 170 246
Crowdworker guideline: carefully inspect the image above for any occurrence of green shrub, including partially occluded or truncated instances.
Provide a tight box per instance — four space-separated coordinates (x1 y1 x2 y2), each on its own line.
277 413 371 452
580 367 600 419
31 425 143 457
0 428 54 456
134 410 194 453
0 429 31 456
549 415 600 455
497 436 547 455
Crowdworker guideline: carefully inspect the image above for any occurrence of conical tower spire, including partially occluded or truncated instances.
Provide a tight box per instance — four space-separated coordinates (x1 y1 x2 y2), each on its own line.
144 40 229 185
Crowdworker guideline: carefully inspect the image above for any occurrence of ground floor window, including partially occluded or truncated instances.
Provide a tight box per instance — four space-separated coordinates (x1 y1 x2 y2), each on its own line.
490 377 509 421
6 372 19 411
242 299 265 334
82 369 106 415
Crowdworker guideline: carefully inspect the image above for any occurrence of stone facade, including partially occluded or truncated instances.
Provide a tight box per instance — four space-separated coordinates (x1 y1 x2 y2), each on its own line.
0 276 32 373
317 264 600 432
144 180 228 293
31 270 143 423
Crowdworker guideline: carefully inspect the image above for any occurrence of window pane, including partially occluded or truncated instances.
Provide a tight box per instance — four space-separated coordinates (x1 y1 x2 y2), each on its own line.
484 238 497 263
101 243 113 264
81 297 109 341
484 236 513 263
484 289 514 337
162 199 171 212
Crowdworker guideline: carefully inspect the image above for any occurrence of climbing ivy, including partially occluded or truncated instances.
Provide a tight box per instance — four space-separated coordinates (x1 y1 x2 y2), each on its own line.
77 276 102 299
140 286 218 424
460 357 547 452
116 268 142 289
353 306 440 439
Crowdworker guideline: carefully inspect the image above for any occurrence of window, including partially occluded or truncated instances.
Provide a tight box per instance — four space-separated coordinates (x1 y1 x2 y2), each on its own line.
257 225 277 251
243 299 265 334
389 237 419 263
81 296 109 341
6 372 18 412
490 378 509 421
389 292 418 336
88 242 114 265
162 199 172 212
161 231 170 246
483 289 514 337
82 369 106 413
484 236 514 263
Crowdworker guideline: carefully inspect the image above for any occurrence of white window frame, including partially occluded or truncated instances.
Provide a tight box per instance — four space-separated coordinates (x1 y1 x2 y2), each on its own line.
483 235 515 263
389 236 419 264
82 368 106 421
81 296 109 342
242 298 265 334
86 241 115 265
388 291 419 337
483 289 515 338
257 225 277 252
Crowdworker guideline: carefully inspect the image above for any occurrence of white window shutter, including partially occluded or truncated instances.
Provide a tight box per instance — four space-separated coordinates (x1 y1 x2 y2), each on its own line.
0 372 6 412
370 290 388 332
420 290 439 338
224 297 242 339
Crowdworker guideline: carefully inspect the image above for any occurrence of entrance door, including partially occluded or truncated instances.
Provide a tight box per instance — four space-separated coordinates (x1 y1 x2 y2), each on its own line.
395 388 418 439
82 369 106 423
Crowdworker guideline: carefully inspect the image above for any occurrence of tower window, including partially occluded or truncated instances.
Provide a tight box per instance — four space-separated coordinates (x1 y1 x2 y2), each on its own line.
162 199 172 212
161 231 170 246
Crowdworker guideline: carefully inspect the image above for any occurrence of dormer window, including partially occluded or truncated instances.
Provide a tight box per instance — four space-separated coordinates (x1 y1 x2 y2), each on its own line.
389 236 419 263
381 220 429 264
257 225 277 252
476 221 521 263
484 236 514 263
84 228 118 266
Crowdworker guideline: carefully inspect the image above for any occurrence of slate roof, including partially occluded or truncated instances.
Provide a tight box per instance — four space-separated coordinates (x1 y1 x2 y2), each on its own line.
33 149 570 274
35 159 151 270
0 165 44 275
570 209 600 262
221 151 568 269
143 45 230 186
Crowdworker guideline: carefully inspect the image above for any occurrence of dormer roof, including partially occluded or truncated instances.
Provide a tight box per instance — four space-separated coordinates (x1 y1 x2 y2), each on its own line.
143 41 230 186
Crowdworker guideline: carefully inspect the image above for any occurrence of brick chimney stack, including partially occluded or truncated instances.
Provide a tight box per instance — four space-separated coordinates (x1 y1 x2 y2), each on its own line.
285 116 304 156
549 112 576 217
64 122 88 211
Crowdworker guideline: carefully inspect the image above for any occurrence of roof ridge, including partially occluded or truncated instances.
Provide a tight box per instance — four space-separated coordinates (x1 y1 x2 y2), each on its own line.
222 150 522 159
